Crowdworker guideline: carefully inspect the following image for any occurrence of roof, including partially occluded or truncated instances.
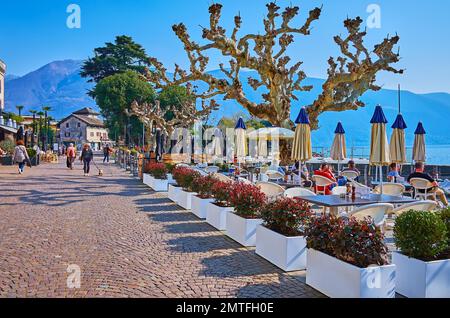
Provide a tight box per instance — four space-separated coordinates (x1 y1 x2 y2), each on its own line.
0 124 18 134
58 114 105 128
73 107 100 116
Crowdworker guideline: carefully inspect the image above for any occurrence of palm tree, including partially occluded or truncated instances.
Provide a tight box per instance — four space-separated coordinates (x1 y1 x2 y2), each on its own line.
29 110 37 147
37 111 44 149
42 106 51 151
16 105 24 117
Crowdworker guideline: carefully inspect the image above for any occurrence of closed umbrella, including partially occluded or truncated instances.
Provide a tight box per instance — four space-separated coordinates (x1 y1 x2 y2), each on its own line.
291 107 312 186
390 114 407 164
330 122 347 172
235 118 247 166
369 105 390 194
412 122 426 163
212 128 223 161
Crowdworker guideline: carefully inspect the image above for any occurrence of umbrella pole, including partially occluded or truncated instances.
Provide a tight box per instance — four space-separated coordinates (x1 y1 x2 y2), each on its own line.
379 165 383 195
299 161 302 187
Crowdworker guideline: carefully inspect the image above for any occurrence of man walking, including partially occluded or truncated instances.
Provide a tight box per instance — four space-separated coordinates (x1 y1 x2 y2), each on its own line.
103 144 112 163
66 143 76 170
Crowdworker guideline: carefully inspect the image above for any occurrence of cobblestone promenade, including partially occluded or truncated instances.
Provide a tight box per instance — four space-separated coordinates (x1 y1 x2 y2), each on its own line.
0 160 323 298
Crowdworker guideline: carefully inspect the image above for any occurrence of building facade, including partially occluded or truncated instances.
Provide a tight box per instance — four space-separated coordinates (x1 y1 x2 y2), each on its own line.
0 59 5 113
58 107 109 151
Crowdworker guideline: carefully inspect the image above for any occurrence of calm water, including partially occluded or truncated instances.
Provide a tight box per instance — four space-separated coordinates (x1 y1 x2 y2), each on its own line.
313 145 450 166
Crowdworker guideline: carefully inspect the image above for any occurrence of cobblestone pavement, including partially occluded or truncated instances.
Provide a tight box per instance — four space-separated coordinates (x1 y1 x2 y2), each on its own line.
0 159 324 298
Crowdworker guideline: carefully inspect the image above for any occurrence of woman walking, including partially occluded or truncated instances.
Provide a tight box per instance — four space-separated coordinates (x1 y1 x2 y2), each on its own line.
80 143 94 176
66 143 77 170
13 140 30 174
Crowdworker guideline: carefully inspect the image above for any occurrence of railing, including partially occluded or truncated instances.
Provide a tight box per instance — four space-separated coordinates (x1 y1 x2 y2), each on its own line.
114 150 139 177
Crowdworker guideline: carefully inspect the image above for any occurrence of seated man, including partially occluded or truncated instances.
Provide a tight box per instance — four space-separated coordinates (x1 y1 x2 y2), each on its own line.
407 162 448 207
314 163 337 195
341 160 361 182
387 163 402 183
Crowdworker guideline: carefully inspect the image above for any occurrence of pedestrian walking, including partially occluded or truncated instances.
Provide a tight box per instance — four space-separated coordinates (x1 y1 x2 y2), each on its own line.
13 140 30 175
103 144 112 163
66 143 77 170
80 143 94 176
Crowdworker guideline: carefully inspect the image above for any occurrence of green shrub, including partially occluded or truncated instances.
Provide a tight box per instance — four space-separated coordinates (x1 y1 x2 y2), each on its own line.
394 210 448 261
165 163 177 174
0 140 15 154
27 148 37 158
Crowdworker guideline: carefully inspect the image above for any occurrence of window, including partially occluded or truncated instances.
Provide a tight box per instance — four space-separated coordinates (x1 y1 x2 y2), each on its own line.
66 123 69 128
77 122 81 128
90 132 94 137
97 132 101 137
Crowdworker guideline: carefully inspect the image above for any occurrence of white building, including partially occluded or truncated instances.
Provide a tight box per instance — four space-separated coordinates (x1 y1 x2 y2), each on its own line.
58 107 109 151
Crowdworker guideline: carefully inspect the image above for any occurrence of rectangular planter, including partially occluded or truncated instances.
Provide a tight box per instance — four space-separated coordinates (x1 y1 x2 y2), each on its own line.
392 251 450 298
255 225 307 272
191 195 214 219
151 177 169 192
206 202 234 231
143 173 153 187
306 249 396 298
178 190 196 210
226 212 263 247
168 184 181 203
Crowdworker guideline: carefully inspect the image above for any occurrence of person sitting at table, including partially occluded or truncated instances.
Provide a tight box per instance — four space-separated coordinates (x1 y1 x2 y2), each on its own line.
291 161 313 187
314 163 337 195
407 162 448 207
387 163 402 183
341 160 361 182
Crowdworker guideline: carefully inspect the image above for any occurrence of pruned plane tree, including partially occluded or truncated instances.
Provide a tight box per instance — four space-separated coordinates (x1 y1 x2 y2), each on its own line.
146 2 403 130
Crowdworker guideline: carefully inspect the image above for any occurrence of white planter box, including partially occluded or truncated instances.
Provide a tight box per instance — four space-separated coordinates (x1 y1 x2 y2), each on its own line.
306 249 396 298
149 176 169 192
256 225 307 272
206 202 233 231
167 173 174 184
392 251 450 298
226 212 263 247
168 184 181 203
178 190 196 210
143 173 152 187
191 195 214 219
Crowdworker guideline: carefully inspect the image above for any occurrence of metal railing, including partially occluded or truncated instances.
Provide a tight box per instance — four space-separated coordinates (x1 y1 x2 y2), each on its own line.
114 150 139 177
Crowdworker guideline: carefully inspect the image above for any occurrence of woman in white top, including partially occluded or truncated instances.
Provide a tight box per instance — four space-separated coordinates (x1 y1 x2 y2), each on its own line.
13 140 30 174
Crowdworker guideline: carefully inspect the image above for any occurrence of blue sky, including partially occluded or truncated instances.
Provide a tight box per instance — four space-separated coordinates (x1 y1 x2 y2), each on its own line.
1 0 449 93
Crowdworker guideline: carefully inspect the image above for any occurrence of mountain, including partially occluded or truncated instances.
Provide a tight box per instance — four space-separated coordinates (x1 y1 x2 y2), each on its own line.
4 60 450 146
4 60 96 118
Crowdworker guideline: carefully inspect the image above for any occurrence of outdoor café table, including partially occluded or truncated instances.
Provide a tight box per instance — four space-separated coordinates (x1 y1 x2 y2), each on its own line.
297 194 417 216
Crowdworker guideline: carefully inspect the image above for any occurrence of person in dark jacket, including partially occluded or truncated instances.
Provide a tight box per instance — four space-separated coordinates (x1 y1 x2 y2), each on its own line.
80 143 94 176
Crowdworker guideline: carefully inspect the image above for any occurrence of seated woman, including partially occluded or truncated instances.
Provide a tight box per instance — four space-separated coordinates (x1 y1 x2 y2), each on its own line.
292 161 313 187
387 163 402 183
314 163 337 195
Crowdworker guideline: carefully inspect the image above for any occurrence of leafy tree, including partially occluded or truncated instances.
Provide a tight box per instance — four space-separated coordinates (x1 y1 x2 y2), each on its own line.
16 105 24 117
94 71 156 145
159 85 195 121
81 35 152 87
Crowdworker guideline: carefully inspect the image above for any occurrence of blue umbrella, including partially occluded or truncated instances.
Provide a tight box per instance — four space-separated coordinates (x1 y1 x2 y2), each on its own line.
413 122 426 163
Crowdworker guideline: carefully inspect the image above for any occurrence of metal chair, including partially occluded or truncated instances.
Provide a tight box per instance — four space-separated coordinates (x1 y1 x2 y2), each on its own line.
410 178 437 201
312 175 335 195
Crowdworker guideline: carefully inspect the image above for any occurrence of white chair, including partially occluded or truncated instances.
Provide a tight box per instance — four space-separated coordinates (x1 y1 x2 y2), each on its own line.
203 166 220 174
341 170 359 181
256 182 285 201
259 173 270 182
212 173 233 183
265 170 284 181
347 203 394 229
192 168 208 176
332 186 347 195
238 177 253 185
410 178 437 201
392 200 439 217
284 187 316 198
312 175 335 195
373 183 405 197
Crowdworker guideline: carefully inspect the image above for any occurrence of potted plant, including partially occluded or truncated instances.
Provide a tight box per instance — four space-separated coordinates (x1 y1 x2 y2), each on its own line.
393 210 449 298
305 215 395 298
225 183 267 247
143 162 169 192
0 140 15 165
26 148 38 166
172 166 200 209
206 180 235 230
256 197 313 271
190 175 217 219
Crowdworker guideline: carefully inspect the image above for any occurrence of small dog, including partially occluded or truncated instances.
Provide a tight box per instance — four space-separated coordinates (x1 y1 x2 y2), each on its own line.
98 169 104 176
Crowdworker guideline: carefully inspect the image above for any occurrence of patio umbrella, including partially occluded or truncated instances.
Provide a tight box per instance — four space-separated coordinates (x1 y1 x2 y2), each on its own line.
235 117 247 166
390 114 407 164
291 107 312 186
258 137 268 157
330 122 346 172
412 122 426 163
211 128 223 161
369 105 390 194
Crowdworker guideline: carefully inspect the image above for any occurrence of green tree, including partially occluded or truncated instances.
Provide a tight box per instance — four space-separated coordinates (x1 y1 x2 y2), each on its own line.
81 35 151 87
16 105 24 117
94 71 156 145
158 85 195 121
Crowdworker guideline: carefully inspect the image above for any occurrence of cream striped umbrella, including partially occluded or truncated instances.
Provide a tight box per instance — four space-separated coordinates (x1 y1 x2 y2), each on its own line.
390 114 407 164
330 122 347 172
291 108 312 186
412 122 426 163
235 118 247 165
370 105 390 194
258 137 268 157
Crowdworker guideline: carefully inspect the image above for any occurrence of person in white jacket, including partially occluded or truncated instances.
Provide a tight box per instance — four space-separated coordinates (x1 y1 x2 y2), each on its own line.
13 140 30 174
